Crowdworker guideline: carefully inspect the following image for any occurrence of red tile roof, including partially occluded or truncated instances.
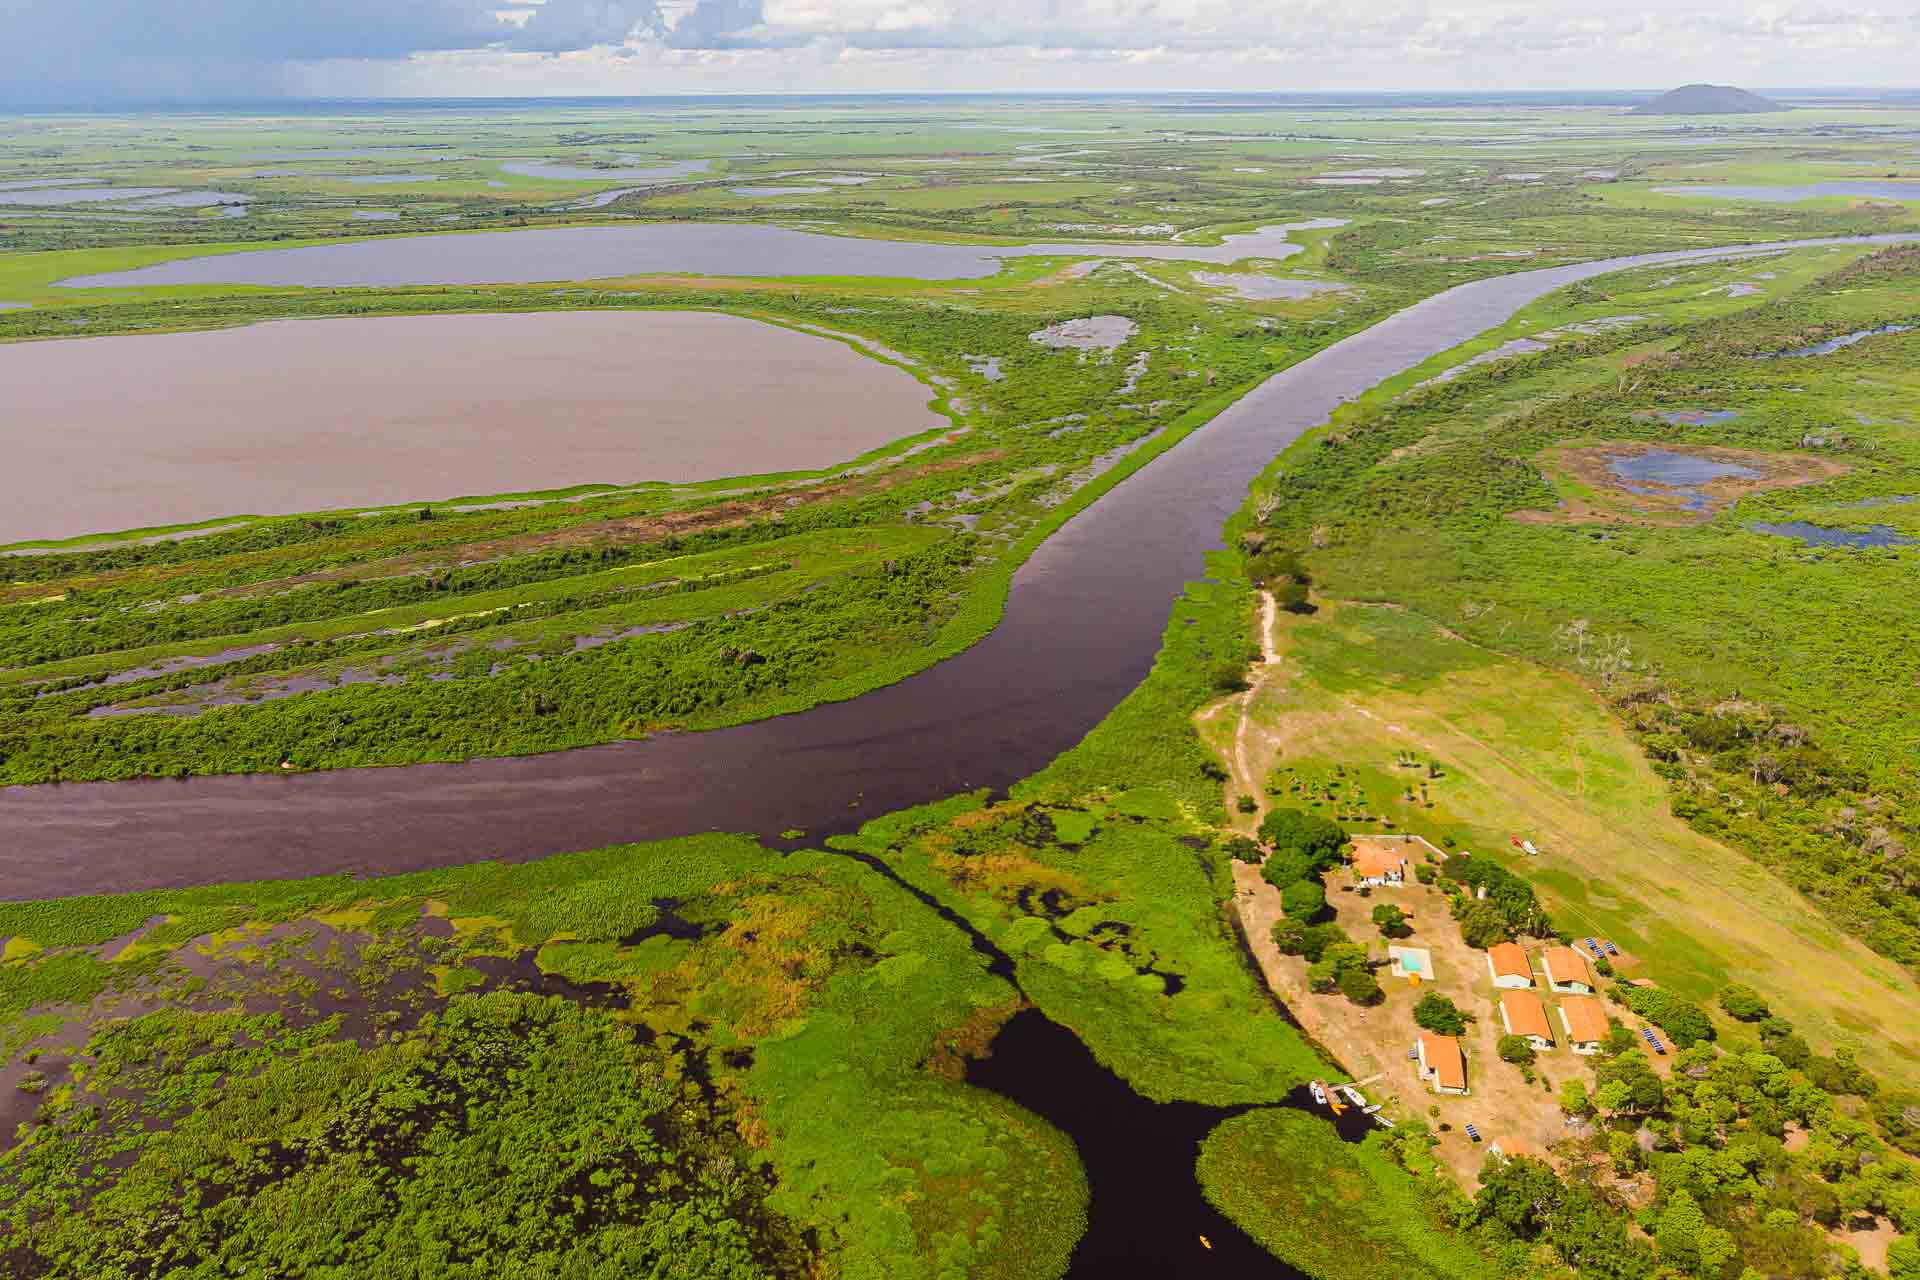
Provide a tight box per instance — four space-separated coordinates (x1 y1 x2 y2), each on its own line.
1350 840 1406 879
1487 941 1531 982
1544 947 1597 989
1500 989 1554 1042
1559 995 1610 1044
1420 1032 1466 1092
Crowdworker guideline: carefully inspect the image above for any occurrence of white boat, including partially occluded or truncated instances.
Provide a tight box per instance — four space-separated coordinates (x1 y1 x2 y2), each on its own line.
1374 1114 1396 1129
1341 1086 1367 1107
1309 1081 1328 1106
1362 1104 1381 1115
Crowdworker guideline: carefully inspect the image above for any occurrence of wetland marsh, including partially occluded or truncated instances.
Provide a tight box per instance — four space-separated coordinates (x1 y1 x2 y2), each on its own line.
9 96 1920 1280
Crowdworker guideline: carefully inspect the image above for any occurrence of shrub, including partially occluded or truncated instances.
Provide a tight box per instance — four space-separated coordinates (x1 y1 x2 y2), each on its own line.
1224 836 1263 863
1620 987 1715 1048
1717 983 1770 1022
1497 1034 1537 1066
1413 992 1470 1036
1371 903 1412 938
1210 661 1249 694
1236 795 1258 815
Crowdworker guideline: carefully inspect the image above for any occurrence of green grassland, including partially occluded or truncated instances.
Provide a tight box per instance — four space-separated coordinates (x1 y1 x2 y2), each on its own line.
1253 241 1920 979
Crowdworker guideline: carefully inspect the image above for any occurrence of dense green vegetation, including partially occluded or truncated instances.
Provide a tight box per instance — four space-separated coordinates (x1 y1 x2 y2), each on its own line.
1198 1109 1501 1280
0 837 1087 1279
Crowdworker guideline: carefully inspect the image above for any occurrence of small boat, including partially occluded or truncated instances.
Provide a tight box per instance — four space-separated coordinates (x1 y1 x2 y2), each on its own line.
1199 1236 1213 1251
1342 1086 1367 1107
1363 1105 1381 1115
1374 1114 1396 1129
1309 1081 1328 1106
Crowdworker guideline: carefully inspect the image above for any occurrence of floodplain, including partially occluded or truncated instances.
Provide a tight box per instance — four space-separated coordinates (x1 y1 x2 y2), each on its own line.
5 94 1920 1280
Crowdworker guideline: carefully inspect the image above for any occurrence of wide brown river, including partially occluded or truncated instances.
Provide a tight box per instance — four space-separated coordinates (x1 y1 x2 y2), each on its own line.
5 234 1916 899
0 311 942 544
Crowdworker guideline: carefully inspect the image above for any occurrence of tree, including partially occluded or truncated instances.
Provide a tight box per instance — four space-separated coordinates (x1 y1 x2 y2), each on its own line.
1371 903 1412 938
1559 1079 1592 1117
1547 1187 1658 1279
1457 900 1513 950
1257 808 1348 869
1718 983 1770 1022
1414 992 1470 1036
1887 1235 1919 1280
1474 1154 1563 1238
1497 1034 1537 1066
1224 835 1263 863
1272 918 1312 956
1261 847 1316 889
1280 879 1327 922
1655 1190 1705 1272
1338 964 1384 1006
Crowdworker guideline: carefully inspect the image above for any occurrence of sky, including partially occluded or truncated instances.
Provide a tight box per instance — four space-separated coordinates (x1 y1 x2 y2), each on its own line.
2 0 1917 103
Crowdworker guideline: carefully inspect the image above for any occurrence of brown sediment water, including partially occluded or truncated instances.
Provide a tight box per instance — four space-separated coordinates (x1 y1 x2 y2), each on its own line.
0 311 943 545
4 235 1919 900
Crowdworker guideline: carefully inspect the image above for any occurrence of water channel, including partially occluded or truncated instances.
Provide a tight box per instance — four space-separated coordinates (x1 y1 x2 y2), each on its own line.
5 234 1919 901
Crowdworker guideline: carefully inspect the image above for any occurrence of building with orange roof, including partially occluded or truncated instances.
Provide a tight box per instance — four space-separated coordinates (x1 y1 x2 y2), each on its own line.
1558 995 1611 1054
1417 1032 1468 1096
1349 838 1408 886
1485 941 1533 990
1489 1136 1540 1162
1543 946 1597 995
1498 989 1555 1051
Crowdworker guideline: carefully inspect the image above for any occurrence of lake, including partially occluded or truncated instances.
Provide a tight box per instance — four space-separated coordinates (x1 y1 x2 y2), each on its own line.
57 219 1352 288
0 311 943 545
1654 182 1920 203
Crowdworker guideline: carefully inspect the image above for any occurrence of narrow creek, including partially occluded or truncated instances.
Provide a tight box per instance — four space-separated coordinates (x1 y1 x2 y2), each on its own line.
5 234 1918 900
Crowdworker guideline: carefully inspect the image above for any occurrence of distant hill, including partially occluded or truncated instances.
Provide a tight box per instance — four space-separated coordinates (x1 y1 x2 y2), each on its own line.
1631 84 1788 115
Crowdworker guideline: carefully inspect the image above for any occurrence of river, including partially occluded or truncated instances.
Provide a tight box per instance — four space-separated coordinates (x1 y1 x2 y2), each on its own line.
4 234 1917 900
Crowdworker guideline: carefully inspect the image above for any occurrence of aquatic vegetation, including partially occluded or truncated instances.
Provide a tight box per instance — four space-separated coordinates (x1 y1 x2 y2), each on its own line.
1197 1110 1499 1280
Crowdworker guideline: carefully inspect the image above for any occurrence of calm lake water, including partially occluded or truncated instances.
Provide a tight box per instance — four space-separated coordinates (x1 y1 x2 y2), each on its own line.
0 311 942 544
57 219 1351 288
1655 182 1920 203
7 234 1920 899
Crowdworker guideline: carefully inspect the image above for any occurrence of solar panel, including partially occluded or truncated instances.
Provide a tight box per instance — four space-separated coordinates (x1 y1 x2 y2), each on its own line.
1604 942 1620 956
1465 1123 1481 1141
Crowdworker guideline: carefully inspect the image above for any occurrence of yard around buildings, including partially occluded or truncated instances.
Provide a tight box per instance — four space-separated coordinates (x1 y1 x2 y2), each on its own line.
1202 593 1920 1114
1232 836 1667 1185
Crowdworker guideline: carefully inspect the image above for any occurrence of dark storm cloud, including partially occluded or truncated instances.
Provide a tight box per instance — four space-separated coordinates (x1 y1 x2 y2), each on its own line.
0 0 508 100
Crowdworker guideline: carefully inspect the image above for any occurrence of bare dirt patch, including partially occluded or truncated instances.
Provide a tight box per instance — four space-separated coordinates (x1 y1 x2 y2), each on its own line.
1517 440 1849 526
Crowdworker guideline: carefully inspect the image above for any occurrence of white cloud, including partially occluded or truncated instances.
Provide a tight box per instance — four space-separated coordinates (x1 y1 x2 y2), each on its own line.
6 0 1919 101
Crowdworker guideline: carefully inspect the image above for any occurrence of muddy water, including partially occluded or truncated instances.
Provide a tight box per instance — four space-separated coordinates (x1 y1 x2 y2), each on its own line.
57 221 1347 289
6 235 1920 900
0 311 943 544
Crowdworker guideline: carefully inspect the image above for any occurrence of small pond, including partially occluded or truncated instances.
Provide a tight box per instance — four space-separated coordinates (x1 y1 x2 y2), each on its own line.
1748 521 1916 549
1606 450 1760 510
1658 409 1738 426
1763 324 1915 359
500 158 711 182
